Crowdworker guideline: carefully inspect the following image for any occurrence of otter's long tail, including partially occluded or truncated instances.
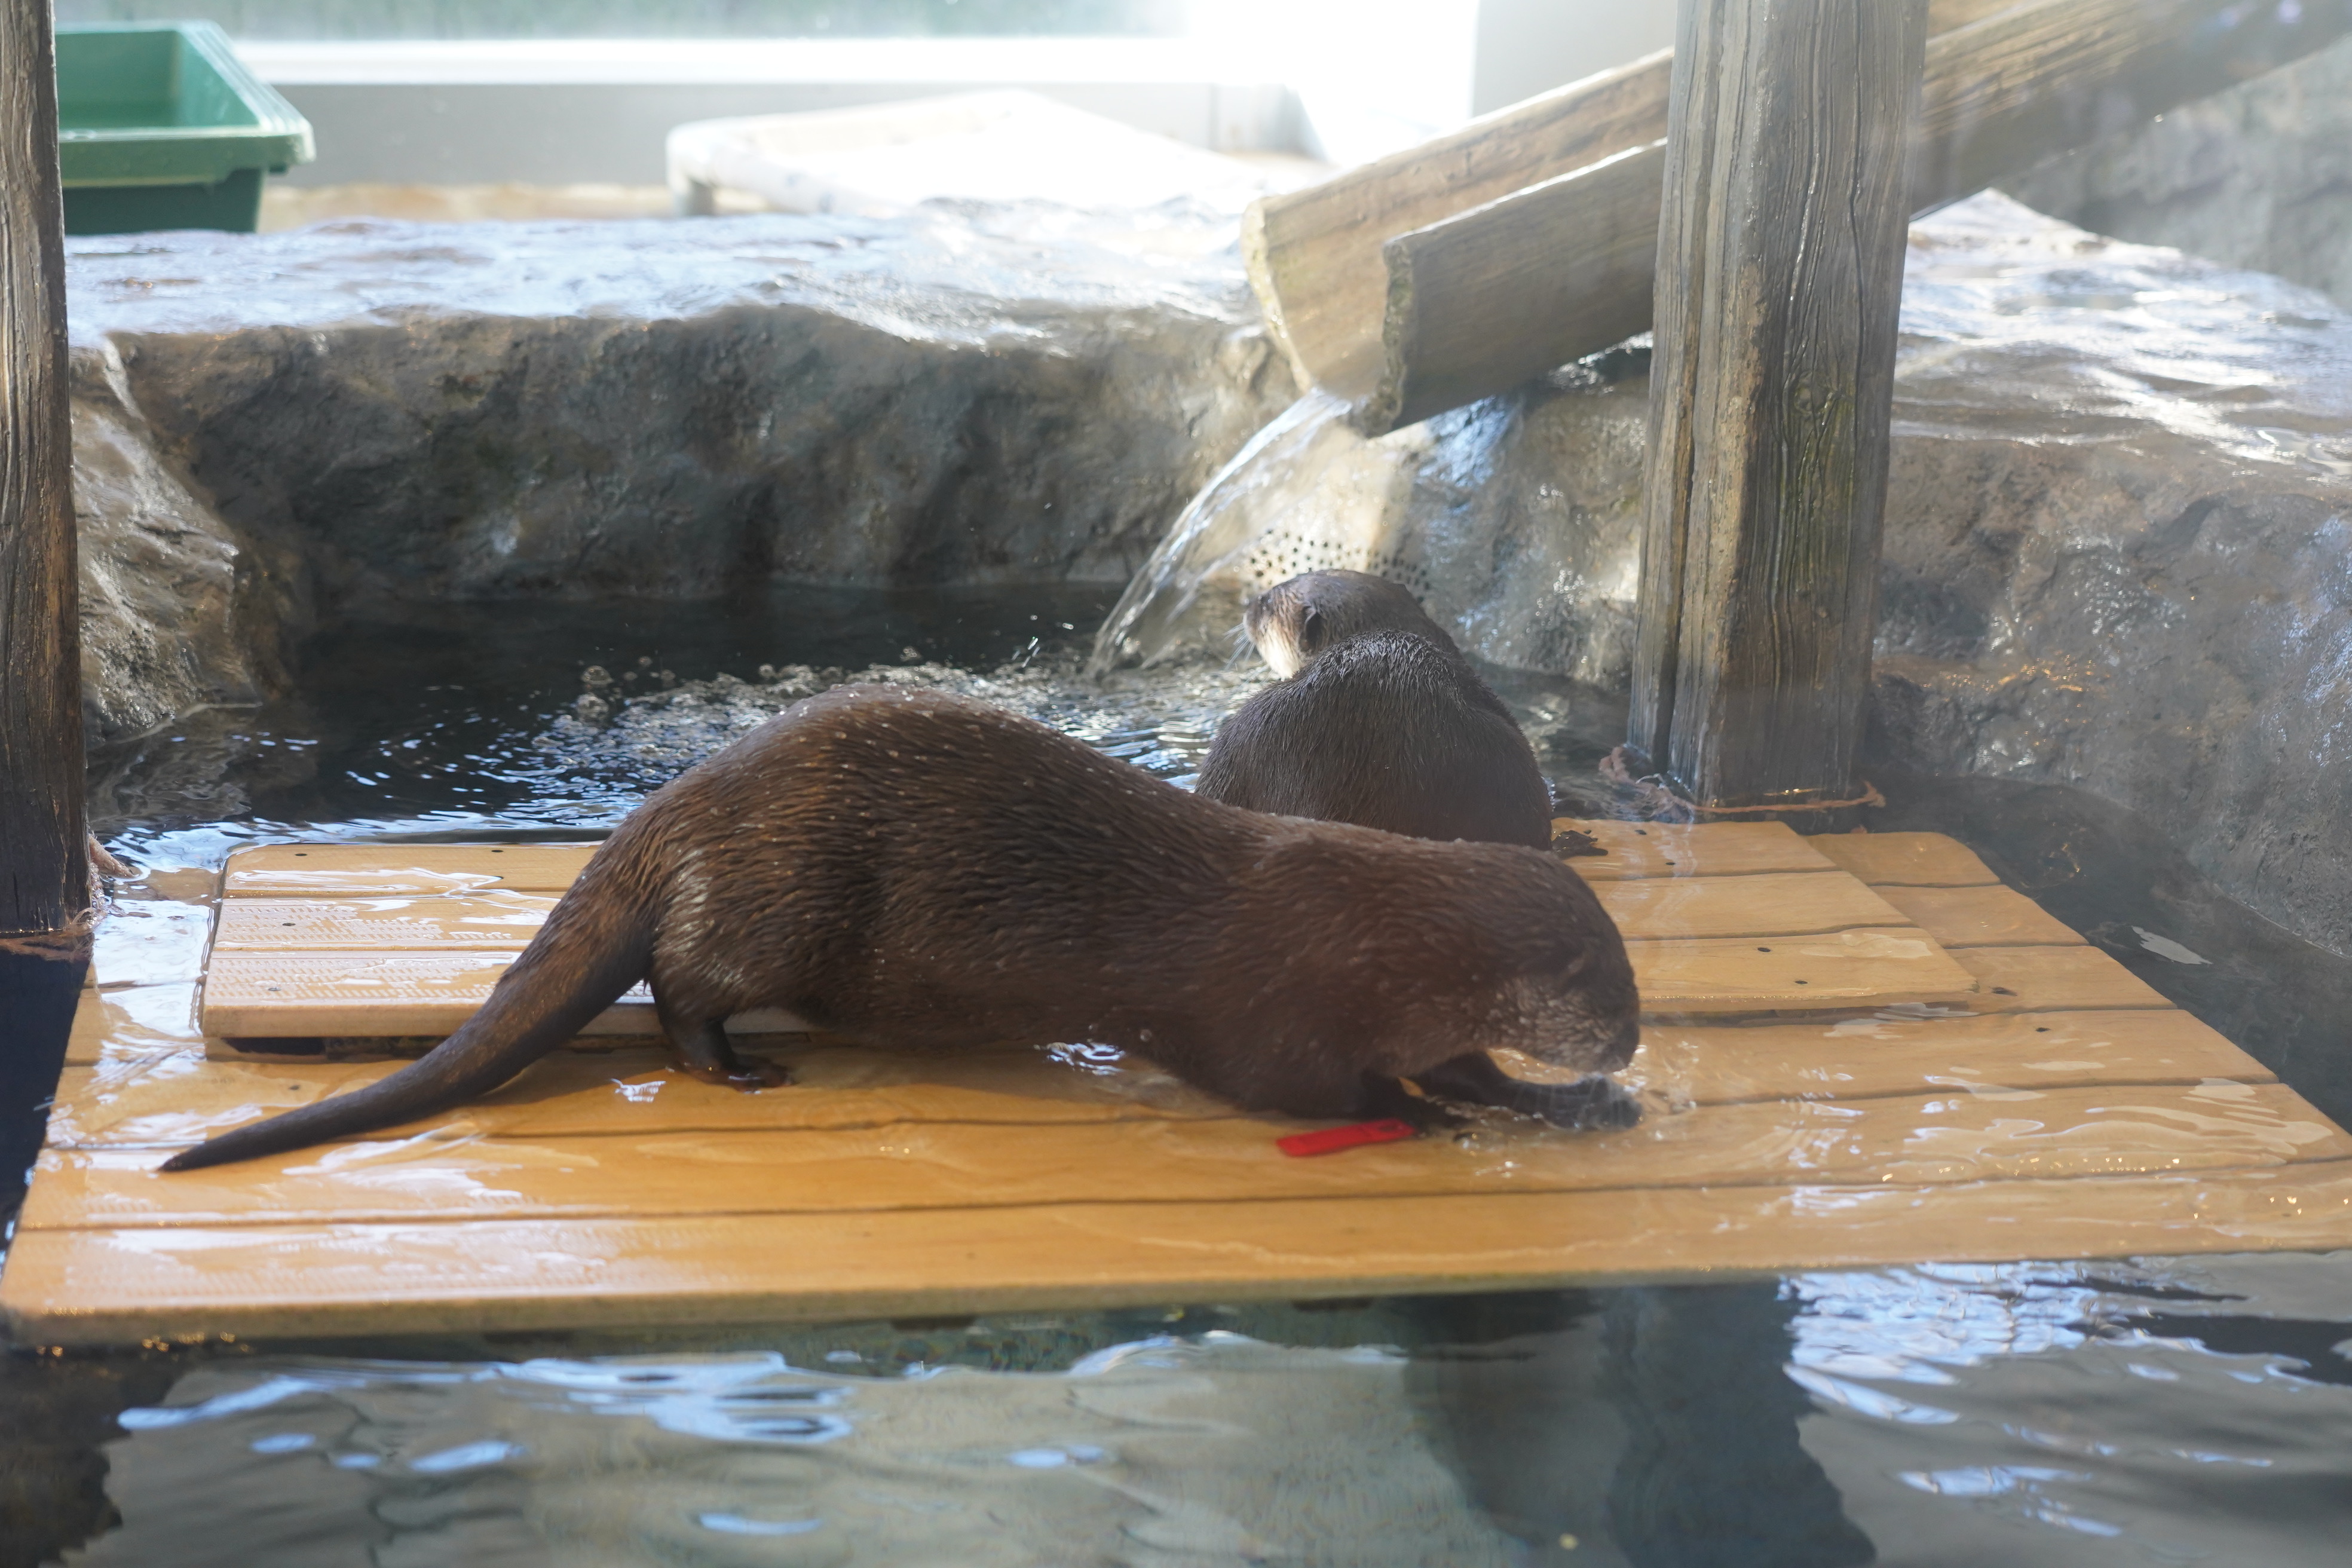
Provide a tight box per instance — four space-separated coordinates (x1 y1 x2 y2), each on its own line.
161 872 656 1172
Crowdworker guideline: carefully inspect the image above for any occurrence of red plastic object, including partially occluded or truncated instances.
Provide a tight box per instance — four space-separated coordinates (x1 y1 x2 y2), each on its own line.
1276 1119 1421 1157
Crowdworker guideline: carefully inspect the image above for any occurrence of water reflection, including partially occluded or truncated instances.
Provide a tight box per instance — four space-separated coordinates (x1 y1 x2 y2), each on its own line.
11 1256 2343 1565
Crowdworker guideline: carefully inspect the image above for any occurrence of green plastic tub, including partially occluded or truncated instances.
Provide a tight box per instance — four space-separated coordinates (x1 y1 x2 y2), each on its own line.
56 21 314 235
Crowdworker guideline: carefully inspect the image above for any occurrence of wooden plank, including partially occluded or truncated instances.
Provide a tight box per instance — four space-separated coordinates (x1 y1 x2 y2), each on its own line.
1630 1008 2271 1104
26 1082 2344 1233
240 878 1921 951
1358 0 2352 434
1245 0 2047 403
1630 0 1927 809
14 1161 2352 1344
1873 883 2084 948
219 843 597 896
1907 0 2352 213
64 982 201 1066
198 950 811 1038
1554 819 1836 880
1371 139 1664 431
214 892 558 951
197 930 1973 1033
1953 945 2175 1012
0 0 85 940
45 1043 1231 1150
1595 872 1908 940
1631 928 1977 1013
48 1006 2275 1151
1808 831 1999 887
1243 47 1675 402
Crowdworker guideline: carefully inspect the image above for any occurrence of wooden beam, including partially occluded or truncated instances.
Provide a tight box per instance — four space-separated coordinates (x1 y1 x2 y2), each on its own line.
1361 0 2352 432
1629 0 1928 810
1244 1 2020 406
0 0 87 941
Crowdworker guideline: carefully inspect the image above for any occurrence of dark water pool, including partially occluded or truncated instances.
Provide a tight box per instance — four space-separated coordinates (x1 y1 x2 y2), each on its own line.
6 587 2350 1567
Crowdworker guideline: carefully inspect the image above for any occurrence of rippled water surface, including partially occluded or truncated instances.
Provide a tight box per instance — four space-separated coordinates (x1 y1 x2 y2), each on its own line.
8 587 2352 1567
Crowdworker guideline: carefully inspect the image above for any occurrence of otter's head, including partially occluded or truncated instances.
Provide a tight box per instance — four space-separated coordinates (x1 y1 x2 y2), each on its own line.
1370 846 1642 1078
1242 570 1454 678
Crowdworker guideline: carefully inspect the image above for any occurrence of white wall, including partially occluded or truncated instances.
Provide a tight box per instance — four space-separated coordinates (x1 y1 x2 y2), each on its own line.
1471 0 1676 116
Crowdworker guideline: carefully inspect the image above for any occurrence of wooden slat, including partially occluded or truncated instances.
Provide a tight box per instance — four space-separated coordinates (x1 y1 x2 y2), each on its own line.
220 843 597 896
44 1044 1230 1149
1875 884 2085 948
19 826 2329 1348
1954 945 2174 1012
1808 831 1999 887
1353 0 2352 434
65 982 201 1066
214 892 557 951
1631 928 1977 1013
1628 1008 2271 1104
1555 819 1836 880
1595 872 1909 939
47 1007 2276 1151
198 951 808 1038
27 1082 2344 1233
14 1162 2352 1344
1371 139 1665 431
1242 0 2051 403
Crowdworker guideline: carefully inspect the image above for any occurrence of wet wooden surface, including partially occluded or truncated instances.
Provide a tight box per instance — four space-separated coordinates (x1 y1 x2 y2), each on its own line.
192 820 1984 1037
8 823 2348 1344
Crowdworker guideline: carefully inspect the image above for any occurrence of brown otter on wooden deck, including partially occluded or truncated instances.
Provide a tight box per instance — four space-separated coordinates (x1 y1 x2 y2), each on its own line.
1198 571 1555 850
164 685 1640 1171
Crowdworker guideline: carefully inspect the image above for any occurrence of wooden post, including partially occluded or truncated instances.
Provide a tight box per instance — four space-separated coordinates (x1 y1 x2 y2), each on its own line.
1628 0 1928 811
1 0 88 941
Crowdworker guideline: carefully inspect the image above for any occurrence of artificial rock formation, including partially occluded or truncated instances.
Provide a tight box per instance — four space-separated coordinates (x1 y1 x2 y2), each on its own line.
65 203 1295 742
1103 192 2352 954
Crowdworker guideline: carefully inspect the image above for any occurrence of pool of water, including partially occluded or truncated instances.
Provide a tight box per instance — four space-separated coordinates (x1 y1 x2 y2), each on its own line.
7 586 2351 1567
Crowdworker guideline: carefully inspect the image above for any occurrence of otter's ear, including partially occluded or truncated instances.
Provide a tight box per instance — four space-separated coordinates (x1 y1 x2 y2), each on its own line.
1301 607 1325 651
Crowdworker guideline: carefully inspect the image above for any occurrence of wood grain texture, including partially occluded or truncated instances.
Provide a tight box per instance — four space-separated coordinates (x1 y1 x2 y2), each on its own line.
17 828 2331 1345
1953 945 2175 1012
1632 0 1929 808
1243 47 1674 401
47 1007 2271 1150
220 843 598 896
1873 883 2085 948
0 0 85 938
215 892 559 950
1596 871 1909 938
1630 928 1977 1012
1808 831 2000 887
199 950 810 1038
13 1162 2352 1344
1908 0 2352 213
1373 140 1665 431
1354 0 2352 434
27 1081 2344 1233
1247 0 2050 405
1555 818 1836 880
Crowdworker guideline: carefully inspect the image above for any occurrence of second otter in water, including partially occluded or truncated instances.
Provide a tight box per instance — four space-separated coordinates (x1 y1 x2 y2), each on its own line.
1196 570 1555 850
164 685 1640 1172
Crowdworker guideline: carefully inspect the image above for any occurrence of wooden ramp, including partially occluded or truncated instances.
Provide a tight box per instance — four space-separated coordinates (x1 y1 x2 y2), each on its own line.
7 823 2352 1345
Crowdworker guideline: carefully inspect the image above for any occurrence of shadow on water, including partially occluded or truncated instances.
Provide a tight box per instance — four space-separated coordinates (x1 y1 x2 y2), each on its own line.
0 953 84 1224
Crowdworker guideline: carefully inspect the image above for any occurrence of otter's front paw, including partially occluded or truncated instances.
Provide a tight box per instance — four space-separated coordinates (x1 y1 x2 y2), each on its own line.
1536 1074 1640 1131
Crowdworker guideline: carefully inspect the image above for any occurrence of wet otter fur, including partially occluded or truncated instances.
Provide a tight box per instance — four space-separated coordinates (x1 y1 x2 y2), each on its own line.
1196 571 1555 850
164 685 1640 1172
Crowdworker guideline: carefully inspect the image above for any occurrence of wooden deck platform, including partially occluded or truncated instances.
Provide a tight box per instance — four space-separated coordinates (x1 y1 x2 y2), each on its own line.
7 823 2351 1346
